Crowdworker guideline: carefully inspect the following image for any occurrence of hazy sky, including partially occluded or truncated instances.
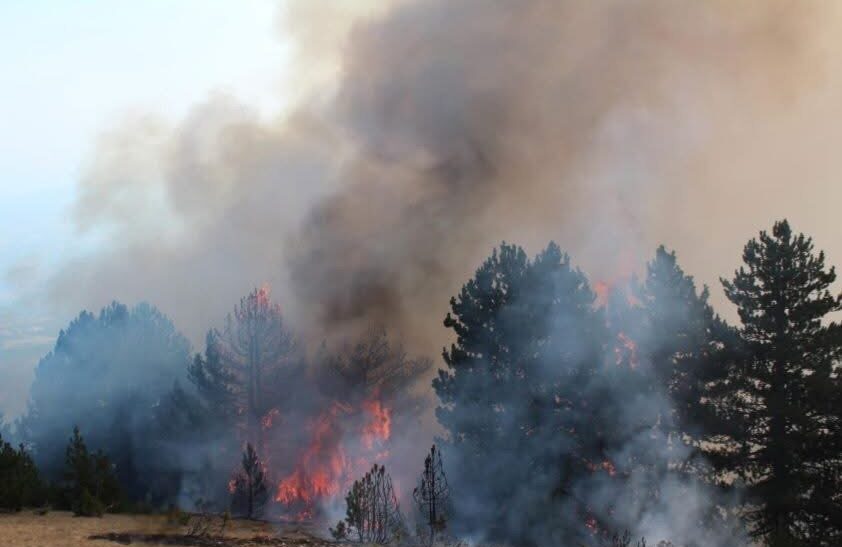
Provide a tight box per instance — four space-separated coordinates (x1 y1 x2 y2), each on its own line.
0 0 286 279
0 1 289 415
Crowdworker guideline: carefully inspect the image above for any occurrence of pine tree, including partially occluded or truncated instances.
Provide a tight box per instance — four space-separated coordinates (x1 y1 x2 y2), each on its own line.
721 220 842 543
62 426 121 515
636 247 740 473
433 242 609 543
331 464 404 544
189 287 302 453
413 444 450 544
230 443 268 519
0 434 43 511
317 328 431 411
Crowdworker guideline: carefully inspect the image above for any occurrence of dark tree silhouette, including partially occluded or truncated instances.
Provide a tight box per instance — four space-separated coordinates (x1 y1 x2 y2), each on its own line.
413 444 450 544
230 442 269 519
638 247 730 428
635 247 741 474
0 433 43 511
317 328 431 418
720 220 842 543
61 426 121 516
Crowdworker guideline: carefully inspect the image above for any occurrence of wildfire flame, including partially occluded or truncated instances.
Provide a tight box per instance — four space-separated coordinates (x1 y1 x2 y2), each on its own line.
614 331 639 368
586 459 617 477
274 397 392 519
593 280 612 307
361 399 391 450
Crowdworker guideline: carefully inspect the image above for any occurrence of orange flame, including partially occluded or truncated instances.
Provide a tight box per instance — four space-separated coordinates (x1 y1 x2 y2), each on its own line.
361 399 391 450
274 397 392 519
594 281 611 307
586 458 617 477
614 331 639 368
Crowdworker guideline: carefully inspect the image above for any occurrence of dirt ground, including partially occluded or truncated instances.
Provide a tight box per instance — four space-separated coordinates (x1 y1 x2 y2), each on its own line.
0 511 331 547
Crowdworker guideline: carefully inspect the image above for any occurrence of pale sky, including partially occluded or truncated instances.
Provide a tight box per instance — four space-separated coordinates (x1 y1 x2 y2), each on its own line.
0 1 291 416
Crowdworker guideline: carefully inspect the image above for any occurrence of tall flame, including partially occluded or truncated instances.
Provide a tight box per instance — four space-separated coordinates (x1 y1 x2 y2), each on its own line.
361 399 391 450
274 396 392 519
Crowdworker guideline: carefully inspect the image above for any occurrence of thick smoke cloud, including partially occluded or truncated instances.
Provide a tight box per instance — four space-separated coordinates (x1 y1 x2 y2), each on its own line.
49 0 841 354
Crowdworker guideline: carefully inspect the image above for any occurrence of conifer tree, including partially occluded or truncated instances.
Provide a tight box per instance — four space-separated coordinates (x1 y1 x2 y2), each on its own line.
189 288 302 453
433 242 609 543
636 247 740 473
413 444 450 544
0 434 43 511
331 464 404 544
721 220 842 543
62 426 121 516
230 442 269 519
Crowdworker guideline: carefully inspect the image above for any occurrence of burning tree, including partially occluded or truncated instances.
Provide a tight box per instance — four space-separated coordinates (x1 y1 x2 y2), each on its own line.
189 287 303 453
413 444 450 544
274 329 429 518
331 464 404 544
317 328 431 411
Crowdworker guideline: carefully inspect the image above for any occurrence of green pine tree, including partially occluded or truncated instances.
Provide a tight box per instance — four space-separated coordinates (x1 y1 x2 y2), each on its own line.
0 434 43 511
637 247 741 471
62 426 121 516
433 242 609 543
721 220 842 543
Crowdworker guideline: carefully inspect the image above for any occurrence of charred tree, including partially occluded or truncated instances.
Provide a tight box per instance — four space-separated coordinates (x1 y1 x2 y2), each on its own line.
317 328 431 413
720 220 842 543
190 287 302 453
413 444 450 544
230 442 268 519
331 464 404 544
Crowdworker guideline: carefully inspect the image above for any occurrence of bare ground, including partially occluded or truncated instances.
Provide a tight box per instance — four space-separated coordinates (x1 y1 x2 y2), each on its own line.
0 511 331 547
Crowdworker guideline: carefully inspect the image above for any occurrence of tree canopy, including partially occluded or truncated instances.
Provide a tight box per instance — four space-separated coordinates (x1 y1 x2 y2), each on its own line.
720 220 842 543
20 302 191 502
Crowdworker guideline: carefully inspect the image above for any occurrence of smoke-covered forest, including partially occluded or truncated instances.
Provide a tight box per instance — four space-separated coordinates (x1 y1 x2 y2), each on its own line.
4 1 842 547
1 219 840 547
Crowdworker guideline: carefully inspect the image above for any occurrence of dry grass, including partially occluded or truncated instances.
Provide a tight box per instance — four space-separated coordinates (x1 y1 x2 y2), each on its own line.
0 511 330 547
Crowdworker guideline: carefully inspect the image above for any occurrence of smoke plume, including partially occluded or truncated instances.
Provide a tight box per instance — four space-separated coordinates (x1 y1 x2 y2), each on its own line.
49 0 842 353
